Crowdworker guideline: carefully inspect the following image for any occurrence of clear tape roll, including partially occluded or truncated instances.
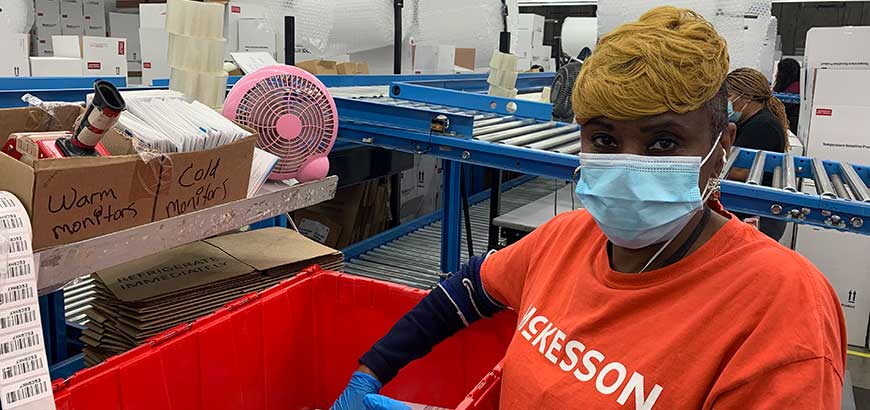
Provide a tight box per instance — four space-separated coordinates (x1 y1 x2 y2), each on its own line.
169 68 228 108
168 33 226 73
166 0 225 39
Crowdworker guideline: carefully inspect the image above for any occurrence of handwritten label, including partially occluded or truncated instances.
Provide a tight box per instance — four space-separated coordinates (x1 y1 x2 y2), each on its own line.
47 187 138 240
165 159 229 217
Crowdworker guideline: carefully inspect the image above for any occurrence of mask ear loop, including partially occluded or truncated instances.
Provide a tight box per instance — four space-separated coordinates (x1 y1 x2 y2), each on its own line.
572 164 582 210
639 133 723 273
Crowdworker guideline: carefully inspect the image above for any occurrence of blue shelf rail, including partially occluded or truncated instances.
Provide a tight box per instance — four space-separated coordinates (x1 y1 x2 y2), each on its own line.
774 92 800 104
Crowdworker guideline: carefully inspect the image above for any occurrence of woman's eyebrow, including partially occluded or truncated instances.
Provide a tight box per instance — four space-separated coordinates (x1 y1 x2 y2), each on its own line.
639 119 689 133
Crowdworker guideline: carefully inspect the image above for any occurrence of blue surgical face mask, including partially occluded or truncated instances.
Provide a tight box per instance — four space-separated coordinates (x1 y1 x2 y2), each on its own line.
575 133 721 251
728 99 742 123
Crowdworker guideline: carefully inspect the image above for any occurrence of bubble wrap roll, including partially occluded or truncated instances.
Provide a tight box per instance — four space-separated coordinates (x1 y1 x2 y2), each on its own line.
413 0 507 69
266 0 335 62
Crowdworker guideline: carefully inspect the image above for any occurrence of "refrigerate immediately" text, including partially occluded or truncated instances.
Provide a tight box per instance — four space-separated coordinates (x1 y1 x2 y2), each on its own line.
116 257 228 290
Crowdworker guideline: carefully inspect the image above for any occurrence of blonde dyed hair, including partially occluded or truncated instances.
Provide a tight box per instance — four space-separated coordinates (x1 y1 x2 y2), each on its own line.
572 6 730 124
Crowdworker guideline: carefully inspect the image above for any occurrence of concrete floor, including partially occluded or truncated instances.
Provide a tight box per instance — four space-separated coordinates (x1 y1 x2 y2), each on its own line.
850 354 870 409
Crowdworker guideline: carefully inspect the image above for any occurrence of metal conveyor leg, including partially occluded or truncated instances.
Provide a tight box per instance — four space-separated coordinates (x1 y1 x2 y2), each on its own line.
441 160 462 273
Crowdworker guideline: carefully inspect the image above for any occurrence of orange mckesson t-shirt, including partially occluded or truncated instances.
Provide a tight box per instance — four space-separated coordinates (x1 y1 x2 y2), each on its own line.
481 206 846 410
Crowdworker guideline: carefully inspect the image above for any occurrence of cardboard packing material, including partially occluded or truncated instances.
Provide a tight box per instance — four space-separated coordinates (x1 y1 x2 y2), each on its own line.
83 0 107 36
454 48 476 71
296 178 389 248
296 59 338 75
109 12 140 62
80 227 343 364
336 61 369 75
0 34 30 77
29 56 84 76
60 0 85 36
0 106 257 250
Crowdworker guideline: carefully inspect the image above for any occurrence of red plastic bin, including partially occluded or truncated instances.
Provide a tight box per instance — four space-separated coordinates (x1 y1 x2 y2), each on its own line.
52 267 514 410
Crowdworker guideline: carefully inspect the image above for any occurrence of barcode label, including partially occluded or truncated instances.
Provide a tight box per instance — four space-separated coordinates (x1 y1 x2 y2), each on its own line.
0 332 39 356
0 198 15 210
0 285 33 307
0 308 37 331
1 355 43 381
5 261 31 280
6 236 28 255
0 215 23 231
5 377 48 405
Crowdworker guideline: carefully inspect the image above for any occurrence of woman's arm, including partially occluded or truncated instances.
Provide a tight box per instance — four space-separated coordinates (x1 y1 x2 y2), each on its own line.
333 252 504 410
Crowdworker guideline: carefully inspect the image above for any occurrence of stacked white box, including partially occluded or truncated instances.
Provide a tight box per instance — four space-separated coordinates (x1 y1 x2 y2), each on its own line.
34 0 61 25
59 0 84 36
33 0 62 56
0 34 31 77
109 13 140 63
140 4 169 86
83 0 106 36
238 18 275 56
413 45 455 74
224 1 265 61
30 56 84 76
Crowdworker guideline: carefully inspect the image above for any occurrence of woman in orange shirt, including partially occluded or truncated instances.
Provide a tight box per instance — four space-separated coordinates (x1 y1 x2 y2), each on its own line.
334 7 846 410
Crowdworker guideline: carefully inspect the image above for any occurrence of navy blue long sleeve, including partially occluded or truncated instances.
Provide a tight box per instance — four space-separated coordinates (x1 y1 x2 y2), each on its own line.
359 252 505 384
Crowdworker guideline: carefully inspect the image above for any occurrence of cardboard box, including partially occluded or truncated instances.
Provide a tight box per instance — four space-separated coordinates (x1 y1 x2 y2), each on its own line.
60 0 84 36
335 61 369 75
0 107 257 250
237 18 275 56
139 28 168 86
0 35 30 77
139 4 167 29
413 45 455 74
455 48 476 71
35 0 61 25
83 0 106 36
52 35 81 58
518 13 544 33
33 23 62 56
30 56 84 76
224 1 265 60
296 179 388 248
296 59 337 75
109 12 140 62
81 36 128 77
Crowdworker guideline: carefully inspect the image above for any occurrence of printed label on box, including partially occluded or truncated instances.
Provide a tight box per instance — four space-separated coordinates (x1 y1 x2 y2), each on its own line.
816 108 833 116
87 61 100 69
232 5 240 13
143 62 151 69
299 218 329 243
118 41 124 55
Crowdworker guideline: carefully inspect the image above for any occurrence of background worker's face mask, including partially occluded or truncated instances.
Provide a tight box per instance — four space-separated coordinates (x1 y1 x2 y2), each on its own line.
575 133 722 251
727 98 746 123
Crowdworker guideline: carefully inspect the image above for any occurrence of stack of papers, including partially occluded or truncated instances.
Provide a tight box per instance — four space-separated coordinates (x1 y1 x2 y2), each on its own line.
104 89 252 153
80 228 343 366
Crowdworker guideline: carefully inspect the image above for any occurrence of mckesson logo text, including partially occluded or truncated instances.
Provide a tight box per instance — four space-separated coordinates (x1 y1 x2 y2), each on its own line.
518 306 663 410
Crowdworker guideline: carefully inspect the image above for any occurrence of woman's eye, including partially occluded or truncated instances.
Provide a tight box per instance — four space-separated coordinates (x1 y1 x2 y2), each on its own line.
649 138 678 153
591 134 618 149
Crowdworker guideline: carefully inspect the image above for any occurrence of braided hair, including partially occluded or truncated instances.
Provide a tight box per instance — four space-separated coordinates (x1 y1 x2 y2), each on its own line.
725 67 789 148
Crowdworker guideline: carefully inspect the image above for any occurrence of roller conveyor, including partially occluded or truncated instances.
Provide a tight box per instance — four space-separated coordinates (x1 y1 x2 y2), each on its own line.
344 178 560 289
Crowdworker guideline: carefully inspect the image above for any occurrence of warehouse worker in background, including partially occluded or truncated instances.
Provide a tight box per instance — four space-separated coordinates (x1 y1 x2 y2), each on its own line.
725 68 790 241
773 58 802 134
334 7 845 410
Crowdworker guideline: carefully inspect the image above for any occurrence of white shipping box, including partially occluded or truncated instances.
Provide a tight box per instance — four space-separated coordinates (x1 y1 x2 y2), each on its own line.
81 36 128 77
52 35 81 58
109 12 140 62
83 0 106 36
399 154 442 223
139 28 168 86
518 13 544 33
796 218 870 347
140 4 167 29
0 35 31 77
35 0 61 25
60 0 84 36
516 57 531 71
806 70 870 165
225 2 266 60
533 45 551 60
238 18 275 56
414 45 455 74
30 56 84 76
33 22 63 56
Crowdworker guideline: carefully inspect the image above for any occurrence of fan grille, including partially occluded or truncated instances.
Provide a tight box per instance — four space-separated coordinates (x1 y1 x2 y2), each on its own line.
234 73 337 175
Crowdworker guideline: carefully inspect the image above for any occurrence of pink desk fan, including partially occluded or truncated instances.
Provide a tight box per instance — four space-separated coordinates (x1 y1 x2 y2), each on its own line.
223 65 338 182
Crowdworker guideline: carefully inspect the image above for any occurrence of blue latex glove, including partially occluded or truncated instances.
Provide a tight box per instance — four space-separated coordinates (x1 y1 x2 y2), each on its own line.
333 372 411 410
